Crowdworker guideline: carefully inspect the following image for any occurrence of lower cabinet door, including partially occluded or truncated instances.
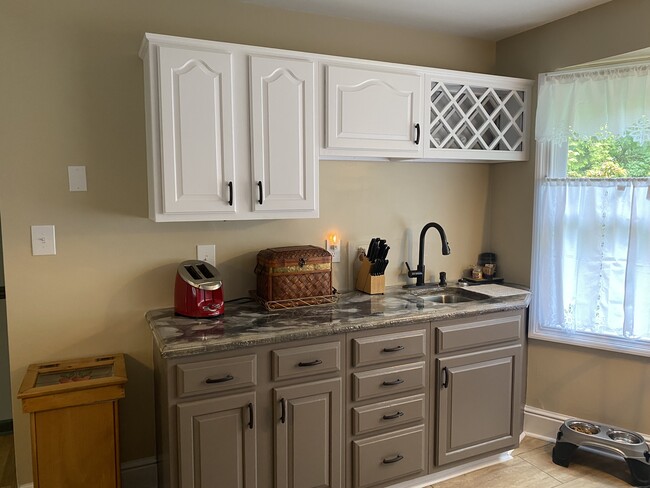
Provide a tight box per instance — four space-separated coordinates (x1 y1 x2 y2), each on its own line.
436 345 522 465
274 378 343 488
177 392 257 488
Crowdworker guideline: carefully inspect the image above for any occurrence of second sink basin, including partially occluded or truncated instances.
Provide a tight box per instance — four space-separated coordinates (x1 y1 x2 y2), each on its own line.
413 287 491 304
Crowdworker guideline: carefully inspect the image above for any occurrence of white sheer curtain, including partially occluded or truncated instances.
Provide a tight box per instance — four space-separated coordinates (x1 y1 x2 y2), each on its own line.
532 63 650 353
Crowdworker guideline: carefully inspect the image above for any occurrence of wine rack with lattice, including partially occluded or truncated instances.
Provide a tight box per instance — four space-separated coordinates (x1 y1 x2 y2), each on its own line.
429 81 526 153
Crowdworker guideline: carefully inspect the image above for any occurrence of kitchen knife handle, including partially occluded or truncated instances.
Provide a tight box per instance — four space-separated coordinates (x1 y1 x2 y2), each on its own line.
248 402 254 429
414 123 421 144
205 374 234 384
257 181 263 205
441 367 449 389
227 181 233 206
280 398 287 424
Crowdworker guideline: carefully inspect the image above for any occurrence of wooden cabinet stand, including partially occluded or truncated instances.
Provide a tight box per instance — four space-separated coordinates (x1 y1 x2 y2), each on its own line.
18 354 127 488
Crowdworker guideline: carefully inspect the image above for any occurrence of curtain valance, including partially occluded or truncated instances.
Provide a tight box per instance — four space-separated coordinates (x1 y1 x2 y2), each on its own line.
535 64 650 143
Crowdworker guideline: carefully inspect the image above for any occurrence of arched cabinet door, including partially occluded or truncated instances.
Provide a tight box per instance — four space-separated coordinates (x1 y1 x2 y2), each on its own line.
249 55 318 216
324 64 423 159
157 46 236 216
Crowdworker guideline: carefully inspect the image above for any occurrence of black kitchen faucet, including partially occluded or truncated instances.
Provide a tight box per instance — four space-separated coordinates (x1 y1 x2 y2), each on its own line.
405 222 451 287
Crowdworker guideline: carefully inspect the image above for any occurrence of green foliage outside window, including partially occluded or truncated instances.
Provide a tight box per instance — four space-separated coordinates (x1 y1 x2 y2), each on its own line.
567 129 650 178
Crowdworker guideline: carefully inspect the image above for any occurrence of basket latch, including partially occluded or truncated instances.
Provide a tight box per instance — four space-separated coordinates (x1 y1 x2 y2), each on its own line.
298 257 306 267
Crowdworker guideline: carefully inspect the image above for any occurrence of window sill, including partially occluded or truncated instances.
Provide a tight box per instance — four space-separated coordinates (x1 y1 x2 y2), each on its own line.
529 327 650 358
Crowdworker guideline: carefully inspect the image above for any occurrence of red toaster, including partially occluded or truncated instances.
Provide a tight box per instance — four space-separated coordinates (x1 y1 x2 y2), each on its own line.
174 260 224 318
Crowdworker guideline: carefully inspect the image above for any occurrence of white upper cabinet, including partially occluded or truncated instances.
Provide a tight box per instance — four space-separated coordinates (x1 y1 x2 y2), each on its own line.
323 65 424 158
250 55 317 214
140 34 319 222
424 73 531 162
157 46 236 216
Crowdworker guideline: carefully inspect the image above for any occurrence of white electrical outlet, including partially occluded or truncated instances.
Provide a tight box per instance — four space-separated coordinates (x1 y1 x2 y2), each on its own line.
68 165 87 192
197 245 216 267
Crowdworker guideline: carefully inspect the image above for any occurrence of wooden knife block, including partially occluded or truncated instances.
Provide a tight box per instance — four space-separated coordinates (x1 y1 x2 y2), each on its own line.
355 255 385 294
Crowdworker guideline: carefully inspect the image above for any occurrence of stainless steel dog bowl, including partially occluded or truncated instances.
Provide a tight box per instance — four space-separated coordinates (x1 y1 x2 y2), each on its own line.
567 420 600 435
607 429 645 445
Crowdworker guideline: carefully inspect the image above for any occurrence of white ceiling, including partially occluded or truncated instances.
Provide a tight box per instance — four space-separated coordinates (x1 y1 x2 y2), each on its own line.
239 0 612 41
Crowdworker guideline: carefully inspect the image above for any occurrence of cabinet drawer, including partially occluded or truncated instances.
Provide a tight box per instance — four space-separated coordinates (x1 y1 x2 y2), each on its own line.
352 394 425 435
353 425 426 488
352 362 425 402
436 313 522 354
352 329 426 368
272 341 341 381
176 355 256 398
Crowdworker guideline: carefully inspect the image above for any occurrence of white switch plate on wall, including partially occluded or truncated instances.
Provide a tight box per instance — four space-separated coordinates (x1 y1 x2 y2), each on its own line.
197 245 216 267
31 225 56 255
68 165 87 191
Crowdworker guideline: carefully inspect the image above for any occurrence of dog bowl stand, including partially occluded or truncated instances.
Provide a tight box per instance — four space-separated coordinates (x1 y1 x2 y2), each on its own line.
553 419 650 487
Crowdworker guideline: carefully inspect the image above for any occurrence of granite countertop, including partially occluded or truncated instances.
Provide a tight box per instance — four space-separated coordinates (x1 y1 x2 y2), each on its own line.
146 284 531 359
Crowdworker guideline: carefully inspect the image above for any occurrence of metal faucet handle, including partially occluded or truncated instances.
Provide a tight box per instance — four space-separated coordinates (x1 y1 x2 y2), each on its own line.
405 261 422 278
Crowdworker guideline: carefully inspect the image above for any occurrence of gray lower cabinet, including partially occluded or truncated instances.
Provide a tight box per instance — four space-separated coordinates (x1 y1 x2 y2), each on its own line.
434 311 525 467
177 392 257 488
436 345 522 465
273 378 343 488
154 310 526 488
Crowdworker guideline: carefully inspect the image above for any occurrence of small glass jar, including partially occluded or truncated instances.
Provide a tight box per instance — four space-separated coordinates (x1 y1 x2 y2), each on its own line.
472 265 483 280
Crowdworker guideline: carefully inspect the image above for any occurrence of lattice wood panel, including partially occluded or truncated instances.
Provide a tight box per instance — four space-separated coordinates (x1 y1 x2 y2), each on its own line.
429 81 526 152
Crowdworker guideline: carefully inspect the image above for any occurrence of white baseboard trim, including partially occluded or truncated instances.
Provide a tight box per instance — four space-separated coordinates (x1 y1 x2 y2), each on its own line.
523 405 650 442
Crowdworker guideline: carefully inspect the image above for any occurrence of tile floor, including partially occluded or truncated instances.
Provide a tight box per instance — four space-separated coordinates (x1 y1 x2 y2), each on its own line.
429 436 636 487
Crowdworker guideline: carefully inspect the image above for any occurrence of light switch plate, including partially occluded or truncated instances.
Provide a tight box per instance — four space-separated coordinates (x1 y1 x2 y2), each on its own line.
68 166 87 192
31 225 56 255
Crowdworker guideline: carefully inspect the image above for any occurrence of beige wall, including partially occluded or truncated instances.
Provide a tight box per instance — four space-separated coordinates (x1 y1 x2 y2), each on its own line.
0 0 495 483
494 0 650 433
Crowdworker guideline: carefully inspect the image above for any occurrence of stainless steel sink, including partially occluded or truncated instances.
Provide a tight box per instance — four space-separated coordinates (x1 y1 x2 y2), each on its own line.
412 288 491 304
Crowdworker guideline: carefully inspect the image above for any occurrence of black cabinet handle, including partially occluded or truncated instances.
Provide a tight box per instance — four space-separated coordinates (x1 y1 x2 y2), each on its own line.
227 181 233 206
441 367 449 389
382 345 404 353
414 123 421 144
205 374 234 384
280 398 287 424
248 403 254 430
382 411 405 421
257 181 263 205
382 454 404 464
382 378 404 386
298 359 322 367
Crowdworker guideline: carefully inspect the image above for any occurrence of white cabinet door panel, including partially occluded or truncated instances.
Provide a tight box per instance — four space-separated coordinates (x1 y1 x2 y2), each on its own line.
325 65 423 157
158 46 236 215
250 56 317 215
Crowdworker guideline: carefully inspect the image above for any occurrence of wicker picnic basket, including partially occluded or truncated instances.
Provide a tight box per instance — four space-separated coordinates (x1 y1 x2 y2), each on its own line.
254 245 335 310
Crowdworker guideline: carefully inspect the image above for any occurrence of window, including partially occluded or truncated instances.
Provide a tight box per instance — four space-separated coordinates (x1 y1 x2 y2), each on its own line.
531 63 650 356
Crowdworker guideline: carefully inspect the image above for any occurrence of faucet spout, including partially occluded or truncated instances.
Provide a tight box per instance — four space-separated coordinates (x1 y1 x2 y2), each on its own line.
405 222 451 287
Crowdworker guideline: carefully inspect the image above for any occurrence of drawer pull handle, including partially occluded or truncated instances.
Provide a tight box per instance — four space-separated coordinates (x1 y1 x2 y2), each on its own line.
382 345 404 353
382 454 404 464
441 367 449 389
205 374 234 384
227 181 233 206
414 123 421 144
382 411 405 421
248 402 254 430
382 378 404 386
280 398 287 424
298 359 322 367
